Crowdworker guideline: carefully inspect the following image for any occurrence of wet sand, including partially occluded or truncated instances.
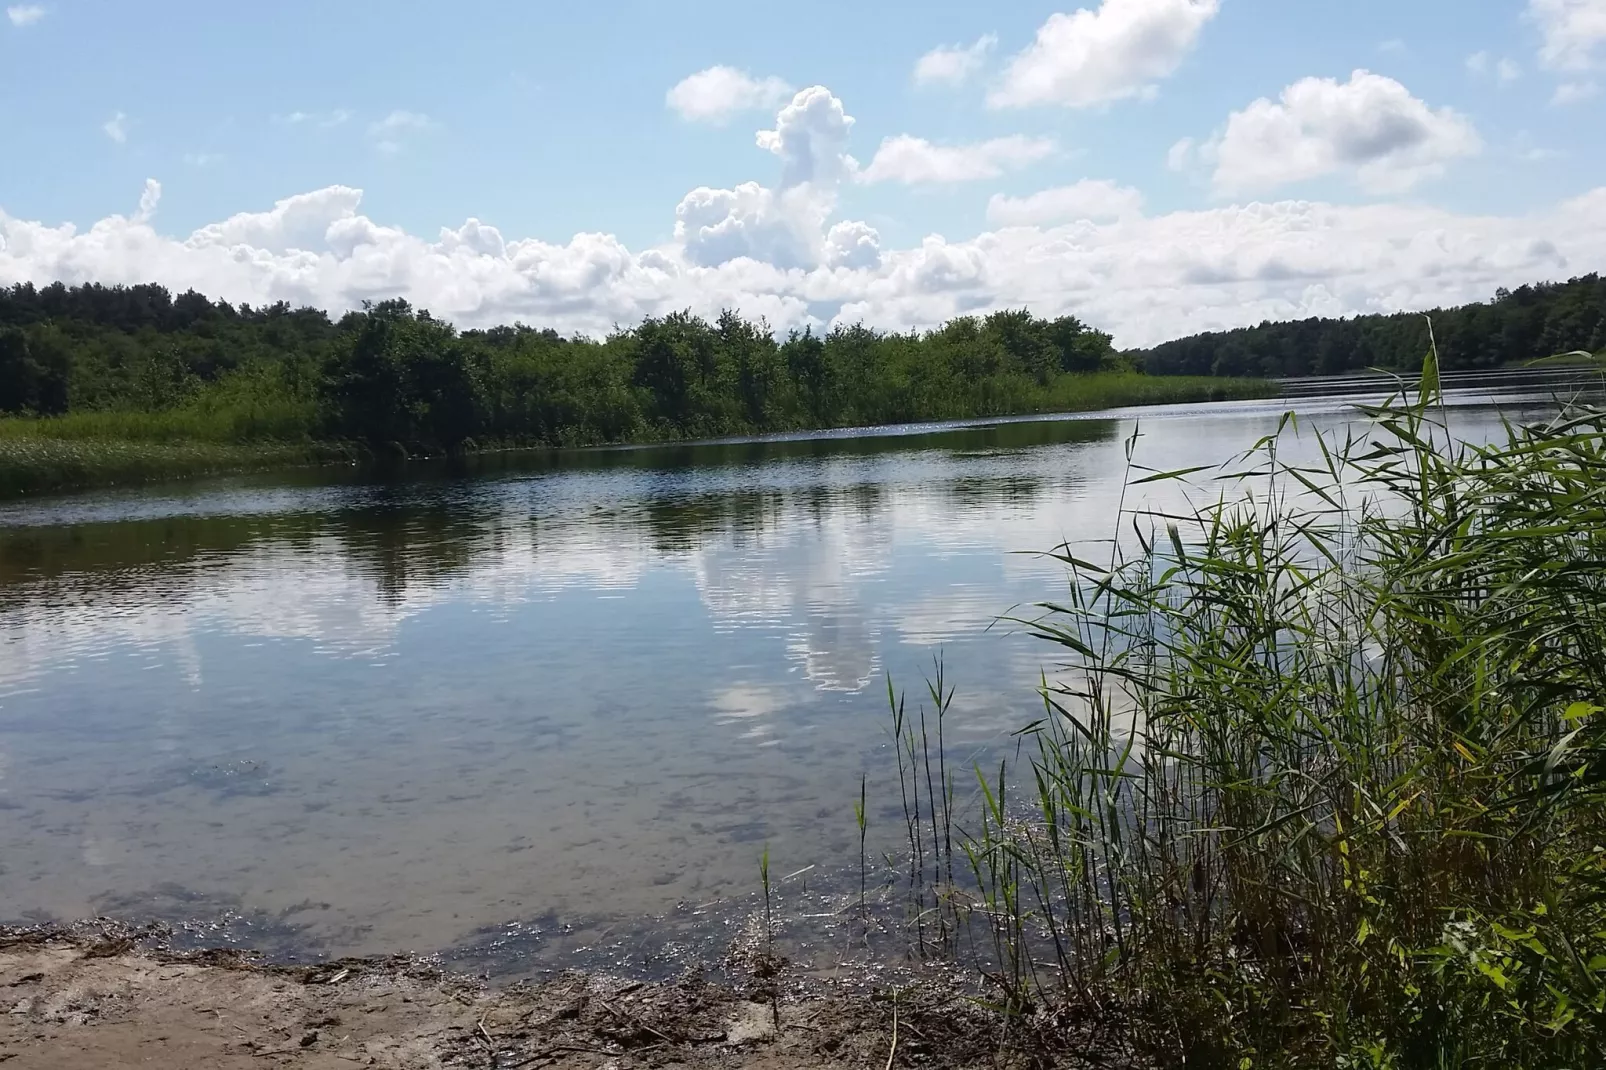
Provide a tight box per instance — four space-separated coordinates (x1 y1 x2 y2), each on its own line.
0 923 1135 1069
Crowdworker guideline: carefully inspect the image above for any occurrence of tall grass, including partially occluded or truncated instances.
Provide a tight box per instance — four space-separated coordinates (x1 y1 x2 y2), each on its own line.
0 371 1273 498
0 437 349 498
0 375 1266 449
0 381 318 446
1033 371 1275 413
887 662 965 960
0 402 315 445
0 364 329 496
894 352 1606 1066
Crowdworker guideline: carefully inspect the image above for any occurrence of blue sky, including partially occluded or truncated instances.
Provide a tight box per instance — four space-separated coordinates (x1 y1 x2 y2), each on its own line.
1 0 1603 346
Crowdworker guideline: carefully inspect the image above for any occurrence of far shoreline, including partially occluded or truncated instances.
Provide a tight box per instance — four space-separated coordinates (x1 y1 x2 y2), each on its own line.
0 373 1274 501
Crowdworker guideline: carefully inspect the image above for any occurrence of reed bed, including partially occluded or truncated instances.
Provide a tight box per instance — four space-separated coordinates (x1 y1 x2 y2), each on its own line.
888 352 1606 1066
0 373 1269 498
0 436 343 497
1039 372 1277 411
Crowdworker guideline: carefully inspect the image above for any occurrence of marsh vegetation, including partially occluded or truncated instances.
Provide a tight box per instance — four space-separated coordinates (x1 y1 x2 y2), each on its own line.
881 355 1606 1066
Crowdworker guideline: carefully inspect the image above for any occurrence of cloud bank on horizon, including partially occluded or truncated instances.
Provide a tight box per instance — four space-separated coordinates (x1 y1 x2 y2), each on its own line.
2 0 1605 350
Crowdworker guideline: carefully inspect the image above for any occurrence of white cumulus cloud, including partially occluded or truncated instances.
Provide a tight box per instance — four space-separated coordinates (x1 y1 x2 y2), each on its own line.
1200 70 1481 196
4 182 1604 350
102 112 128 144
860 134 1056 185
825 220 882 269
912 34 997 86
674 182 828 269
667 66 792 123
438 218 507 258
3 83 1605 355
674 87 861 269
754 86 858 188
186 186 365 254
6 4 44 26
986 180 1144 225
1528 0 1606 70
989 0 1220 109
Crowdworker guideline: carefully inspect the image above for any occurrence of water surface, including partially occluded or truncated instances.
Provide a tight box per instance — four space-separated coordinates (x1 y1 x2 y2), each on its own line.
0 379 1588 968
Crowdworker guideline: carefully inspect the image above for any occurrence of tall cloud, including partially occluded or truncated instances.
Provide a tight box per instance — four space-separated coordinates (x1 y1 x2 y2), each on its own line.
669 87 869 270
754 86 858 189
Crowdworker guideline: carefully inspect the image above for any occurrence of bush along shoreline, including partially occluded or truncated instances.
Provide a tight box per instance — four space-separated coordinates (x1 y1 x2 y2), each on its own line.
0 285 1274 497
879 352 1606 1067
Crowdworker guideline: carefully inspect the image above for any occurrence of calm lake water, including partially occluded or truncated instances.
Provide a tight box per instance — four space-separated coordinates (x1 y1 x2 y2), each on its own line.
0 378 1591 972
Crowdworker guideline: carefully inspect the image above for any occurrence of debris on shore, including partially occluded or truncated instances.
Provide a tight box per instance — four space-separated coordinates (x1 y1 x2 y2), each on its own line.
0 922 1136 1069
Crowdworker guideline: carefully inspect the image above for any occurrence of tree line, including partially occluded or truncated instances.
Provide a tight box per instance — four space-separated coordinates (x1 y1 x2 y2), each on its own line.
5 273 1597 449
1133 273 1606 378
0 282 1164 451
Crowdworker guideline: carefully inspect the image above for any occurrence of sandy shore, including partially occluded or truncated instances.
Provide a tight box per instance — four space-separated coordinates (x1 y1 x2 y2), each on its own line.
0 924 1132 1069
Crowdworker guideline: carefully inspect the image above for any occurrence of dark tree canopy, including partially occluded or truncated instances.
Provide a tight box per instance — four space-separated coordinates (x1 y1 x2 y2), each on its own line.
0 284 1130 450
1131 274 1606 378
4 274 1598 451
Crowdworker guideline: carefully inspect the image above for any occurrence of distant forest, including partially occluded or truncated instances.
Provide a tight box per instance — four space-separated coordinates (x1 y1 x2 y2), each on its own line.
0 283 1166 451
1134 273 1606 378
1 272 1599 452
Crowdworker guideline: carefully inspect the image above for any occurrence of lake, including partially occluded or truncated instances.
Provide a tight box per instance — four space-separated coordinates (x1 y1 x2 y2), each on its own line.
0 374 1593 973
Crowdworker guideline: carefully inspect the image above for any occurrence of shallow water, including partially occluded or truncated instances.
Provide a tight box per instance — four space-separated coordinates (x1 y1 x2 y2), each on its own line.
0 378 1590 971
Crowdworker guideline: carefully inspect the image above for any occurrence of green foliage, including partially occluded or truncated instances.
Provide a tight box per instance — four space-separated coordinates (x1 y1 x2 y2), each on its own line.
0 326 70 414
321 300 488 450
0 280 1273 494
892 352 1606 1065
0 274 1278 491
1135 274 1606 377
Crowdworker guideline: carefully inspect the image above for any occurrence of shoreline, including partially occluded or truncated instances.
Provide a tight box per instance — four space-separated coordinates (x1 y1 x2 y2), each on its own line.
0 375 1274 501
0 921 1131 1070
